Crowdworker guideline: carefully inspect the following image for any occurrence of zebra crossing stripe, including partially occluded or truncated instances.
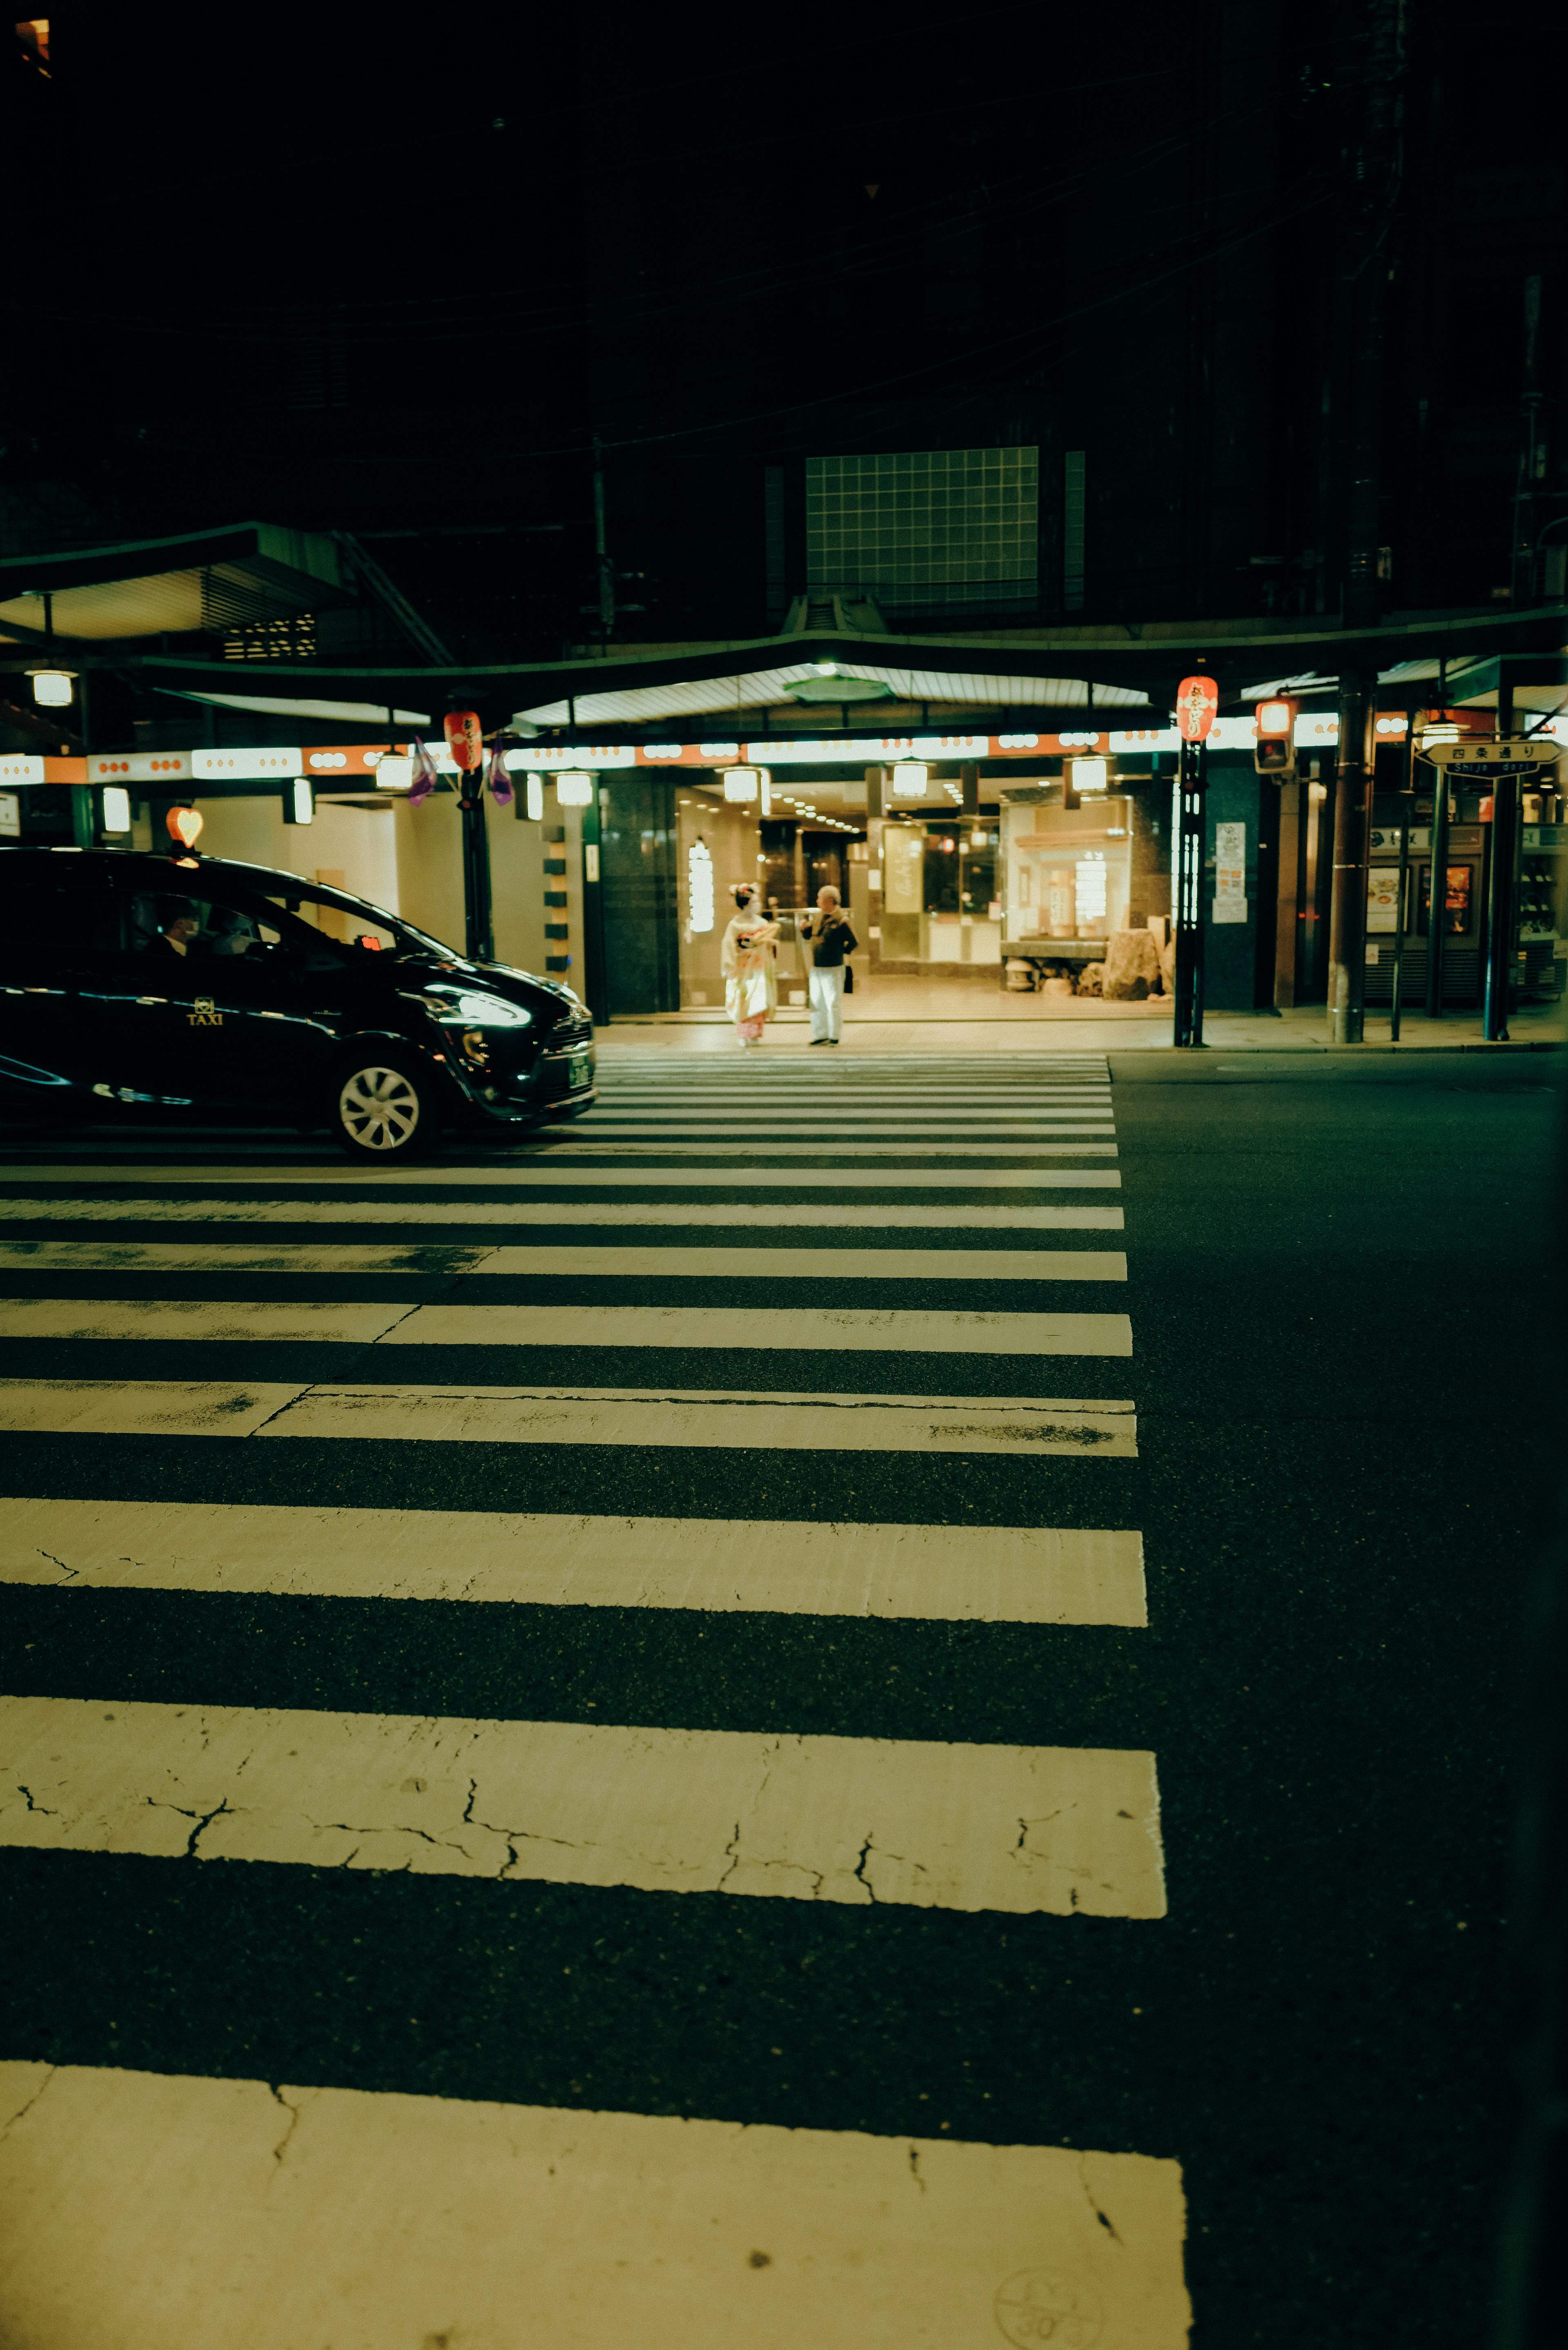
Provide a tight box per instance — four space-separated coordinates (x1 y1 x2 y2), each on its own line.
0 1199 1127 1229
0 1378 1139 1454
0 1497 1147 1623
378 1305 1135 1356
0 1241 1129 1281
530 1142 1114 1157
0 1165 1121 1187
0 1300 1132 1352
0 2063 1192 2350
0 1693 1168 1919
576 1133 1114 1142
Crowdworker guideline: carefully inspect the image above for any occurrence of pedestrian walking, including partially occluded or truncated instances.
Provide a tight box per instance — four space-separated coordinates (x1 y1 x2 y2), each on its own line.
797 884 858 1046
720 884 780 1047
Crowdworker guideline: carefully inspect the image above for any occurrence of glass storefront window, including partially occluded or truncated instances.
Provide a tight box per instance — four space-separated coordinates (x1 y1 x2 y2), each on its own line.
875 817 1001 963
1000 796 1132 950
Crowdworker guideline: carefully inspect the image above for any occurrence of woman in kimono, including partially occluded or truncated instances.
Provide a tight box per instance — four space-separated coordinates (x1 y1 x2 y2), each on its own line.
720 884 780 1046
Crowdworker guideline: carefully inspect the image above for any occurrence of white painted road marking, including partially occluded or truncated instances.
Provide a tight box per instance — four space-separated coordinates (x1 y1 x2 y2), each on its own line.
0 1298 418 1344
0 1164 1119 1187
0 2063 1193 2350
0 1694 1168 1919
0 1197 1127 1228
380 1304 1134 1355
0 1496 1148 1624
0 1298 1132 1352
576 1121 1116 1136
0 1377 1138 1453
530 1140 1115 1157
0 1240 1128 1280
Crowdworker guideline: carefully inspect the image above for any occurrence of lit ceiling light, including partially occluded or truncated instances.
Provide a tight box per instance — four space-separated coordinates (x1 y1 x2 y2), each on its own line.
1071 757 1109 792
375 754 414 792
101 786 132 834
724 768 762 803
892 763 927 798
30 668 74 708
555 771 593 805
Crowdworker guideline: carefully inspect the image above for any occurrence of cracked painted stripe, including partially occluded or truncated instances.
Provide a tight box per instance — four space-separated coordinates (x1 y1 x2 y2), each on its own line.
0 1497 1147 1625
0 1299 420 1344
0 1378 306 1438
0 1200 1127 1228
0 1241 1127 1280
0 1378 1137 1453
0 1694 1167 1920
0 1165 1119 1188
0 2063 1191 2350
253 1386 1138 1456
377 1305 1133 1355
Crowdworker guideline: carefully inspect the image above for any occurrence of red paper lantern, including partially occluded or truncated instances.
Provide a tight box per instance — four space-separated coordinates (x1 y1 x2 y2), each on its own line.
165 806 204 848
1176 676 1219 743
444 710 484 772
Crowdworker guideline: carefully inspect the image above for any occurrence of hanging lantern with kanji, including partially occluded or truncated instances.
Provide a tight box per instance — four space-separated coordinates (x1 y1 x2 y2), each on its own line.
444 709 484 777
1176 676 1219 743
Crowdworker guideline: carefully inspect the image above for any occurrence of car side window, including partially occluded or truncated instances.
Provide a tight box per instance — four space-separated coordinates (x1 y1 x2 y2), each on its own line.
255 890 399 956
0 878 122 965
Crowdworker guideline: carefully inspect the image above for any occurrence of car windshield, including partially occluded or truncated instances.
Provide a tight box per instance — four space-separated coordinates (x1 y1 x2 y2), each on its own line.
249 884 461 962
126 881 465 967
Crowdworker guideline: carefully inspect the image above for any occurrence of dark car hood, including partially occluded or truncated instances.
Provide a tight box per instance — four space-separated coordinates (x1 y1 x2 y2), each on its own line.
394 954 582 1027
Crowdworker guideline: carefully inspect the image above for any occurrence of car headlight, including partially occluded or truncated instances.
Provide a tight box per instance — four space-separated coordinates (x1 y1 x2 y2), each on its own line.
428 992 533 1027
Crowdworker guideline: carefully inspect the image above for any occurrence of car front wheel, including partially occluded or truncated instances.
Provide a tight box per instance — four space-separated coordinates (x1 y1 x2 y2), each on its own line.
331 1056 435 1159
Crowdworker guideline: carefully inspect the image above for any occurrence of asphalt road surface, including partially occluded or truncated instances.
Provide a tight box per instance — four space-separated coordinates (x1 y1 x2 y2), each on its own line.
0 1047 1555 2348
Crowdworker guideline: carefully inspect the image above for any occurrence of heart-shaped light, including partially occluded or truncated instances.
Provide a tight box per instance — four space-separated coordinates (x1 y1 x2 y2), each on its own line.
165 806 204 849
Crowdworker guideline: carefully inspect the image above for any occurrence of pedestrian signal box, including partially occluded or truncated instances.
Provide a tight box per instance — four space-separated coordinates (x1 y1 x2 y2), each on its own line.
1254 698 1296 777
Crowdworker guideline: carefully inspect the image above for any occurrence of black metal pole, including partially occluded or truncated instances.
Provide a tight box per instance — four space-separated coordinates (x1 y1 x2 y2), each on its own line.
1173 737 1206 1047
1425 754 1451 1019
461 775 493 963
581 789 610 1026
1390 706 1414 1041
1484 684 1518 1041
1327 669 1374 1044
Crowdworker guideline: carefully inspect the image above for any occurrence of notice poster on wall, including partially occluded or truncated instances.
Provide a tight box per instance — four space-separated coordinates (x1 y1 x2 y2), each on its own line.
1212 820 1247 924
1367 868 1402 933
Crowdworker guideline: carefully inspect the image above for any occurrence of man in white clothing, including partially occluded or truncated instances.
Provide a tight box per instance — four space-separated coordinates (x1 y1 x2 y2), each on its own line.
799 885 858 1045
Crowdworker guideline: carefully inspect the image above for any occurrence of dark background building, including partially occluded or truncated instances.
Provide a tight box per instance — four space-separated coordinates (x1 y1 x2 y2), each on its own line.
4 0 1564 662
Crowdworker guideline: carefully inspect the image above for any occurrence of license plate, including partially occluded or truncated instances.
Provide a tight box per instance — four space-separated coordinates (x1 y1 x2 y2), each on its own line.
569 1055 591 1088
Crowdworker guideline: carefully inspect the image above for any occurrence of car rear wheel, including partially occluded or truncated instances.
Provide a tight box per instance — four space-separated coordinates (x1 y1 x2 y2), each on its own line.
332 1057 435 1159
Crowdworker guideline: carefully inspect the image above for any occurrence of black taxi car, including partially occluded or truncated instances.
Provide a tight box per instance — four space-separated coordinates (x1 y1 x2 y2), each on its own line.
0 847 595 1157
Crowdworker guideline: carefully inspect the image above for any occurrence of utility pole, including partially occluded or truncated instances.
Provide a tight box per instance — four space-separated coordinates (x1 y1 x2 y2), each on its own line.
1328 0 1401 1041
1326 670 1374 1044
592 437 616 648
1172 734 1207 1046
1172 674 1217 1047
1512 278 1545 606
1483 682 1519 1042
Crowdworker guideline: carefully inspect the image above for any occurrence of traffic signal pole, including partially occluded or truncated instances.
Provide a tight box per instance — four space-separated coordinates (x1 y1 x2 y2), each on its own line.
1173 736 1206 1047
1326 669 1374 1045
1483 682 1518 1043
460 785 494 963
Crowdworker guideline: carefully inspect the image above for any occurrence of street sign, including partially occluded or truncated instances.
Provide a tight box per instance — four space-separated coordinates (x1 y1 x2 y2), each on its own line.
1420 737 1560 769
1176 676 1219 742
